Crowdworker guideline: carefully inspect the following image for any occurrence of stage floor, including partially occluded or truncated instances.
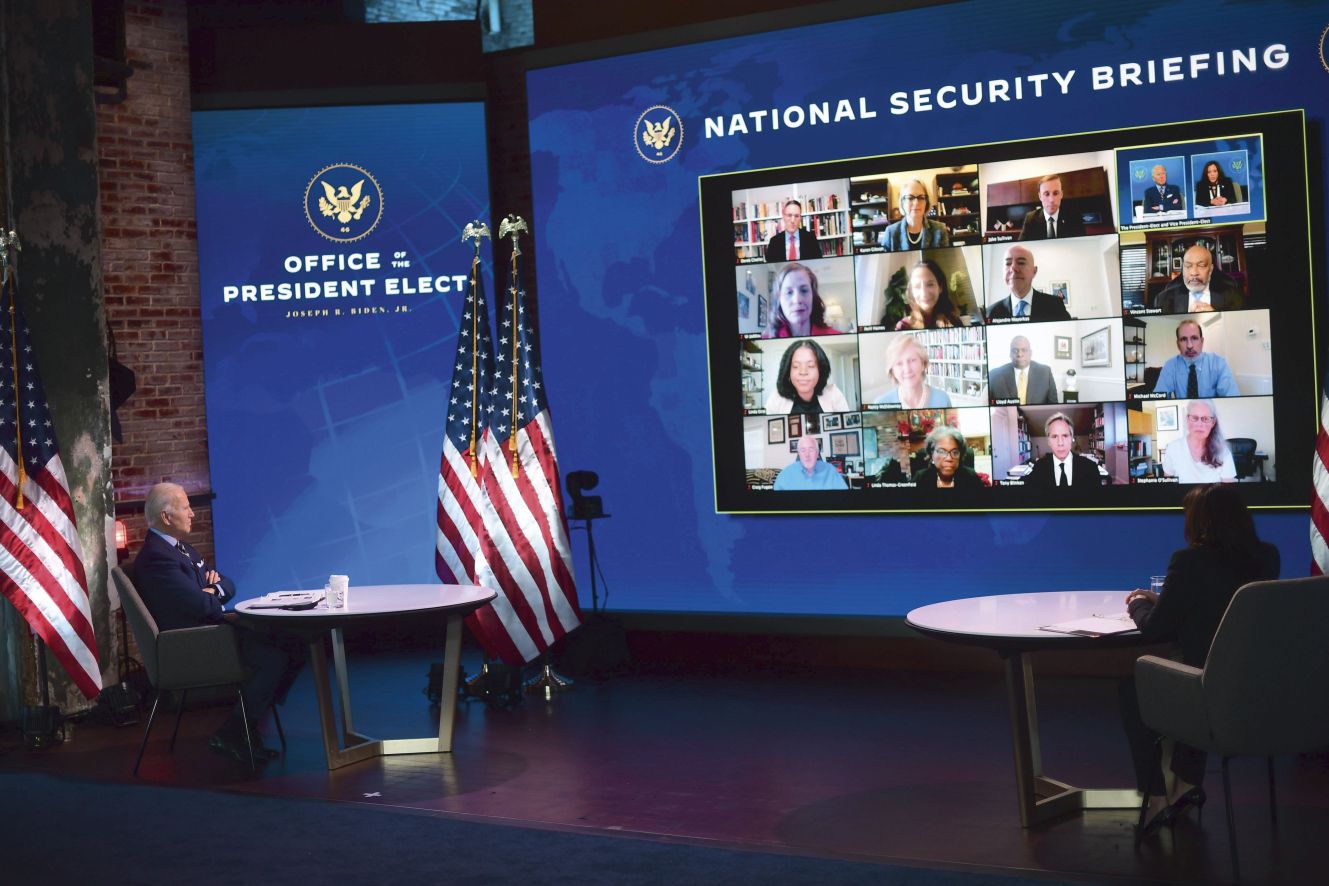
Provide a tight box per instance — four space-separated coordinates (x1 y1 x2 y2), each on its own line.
4 647 1326 884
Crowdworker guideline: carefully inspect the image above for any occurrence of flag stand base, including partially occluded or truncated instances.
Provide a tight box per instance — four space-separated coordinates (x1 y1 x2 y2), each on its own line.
448 662 524 708
22 705 64 751
524 663 573 701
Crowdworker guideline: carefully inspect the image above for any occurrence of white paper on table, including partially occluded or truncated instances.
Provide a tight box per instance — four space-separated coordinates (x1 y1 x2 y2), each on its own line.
1038 613 1136 637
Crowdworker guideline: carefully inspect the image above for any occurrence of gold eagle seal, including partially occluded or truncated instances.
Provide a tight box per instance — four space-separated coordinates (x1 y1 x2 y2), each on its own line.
634 105 684 165
304 163 384 243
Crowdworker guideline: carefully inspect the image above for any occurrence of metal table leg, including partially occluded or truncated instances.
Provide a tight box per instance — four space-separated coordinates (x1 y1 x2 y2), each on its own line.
1003 651 1141 827
308 615 464 770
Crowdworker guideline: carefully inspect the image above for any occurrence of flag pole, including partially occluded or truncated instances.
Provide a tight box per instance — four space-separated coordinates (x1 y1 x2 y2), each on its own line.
461 221 491 477
498 214 528 479
1 229 21 508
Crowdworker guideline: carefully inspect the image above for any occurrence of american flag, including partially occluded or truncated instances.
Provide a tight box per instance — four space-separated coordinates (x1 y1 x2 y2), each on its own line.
436 249 500 610
0 277 102 699
435 229 581 663
1311 376 1329 574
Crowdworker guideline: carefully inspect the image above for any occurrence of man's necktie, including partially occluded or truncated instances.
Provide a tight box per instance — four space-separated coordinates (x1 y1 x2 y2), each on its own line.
1017 369 1028 405
787 234 796 261
1059 463 1068 487
1015 300 1027 317
1187 363 1199 399
1047 217 1056 239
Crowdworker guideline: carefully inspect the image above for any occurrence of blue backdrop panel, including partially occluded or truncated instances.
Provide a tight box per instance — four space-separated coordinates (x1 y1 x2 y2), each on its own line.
193 102 490 599
526 1 1327 616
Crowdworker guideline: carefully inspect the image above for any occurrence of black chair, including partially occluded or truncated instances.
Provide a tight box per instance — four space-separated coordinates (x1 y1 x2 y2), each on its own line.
1136 577 1329 881
113 566 282 773
1227 437 1258 480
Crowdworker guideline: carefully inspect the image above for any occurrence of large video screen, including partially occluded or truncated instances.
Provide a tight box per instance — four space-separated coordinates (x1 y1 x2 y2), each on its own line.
525 0 1326 616
703 111 1311 513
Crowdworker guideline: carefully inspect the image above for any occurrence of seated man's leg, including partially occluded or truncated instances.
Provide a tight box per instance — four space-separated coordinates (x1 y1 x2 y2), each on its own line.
236 626 303 717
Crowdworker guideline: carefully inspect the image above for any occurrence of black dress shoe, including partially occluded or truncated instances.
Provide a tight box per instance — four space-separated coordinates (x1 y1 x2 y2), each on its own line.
208 733 268 765
244 723 281 759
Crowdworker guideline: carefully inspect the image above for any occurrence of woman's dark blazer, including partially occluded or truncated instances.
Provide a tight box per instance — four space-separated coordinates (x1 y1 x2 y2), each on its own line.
911 465 986 490
1128 541 1280 667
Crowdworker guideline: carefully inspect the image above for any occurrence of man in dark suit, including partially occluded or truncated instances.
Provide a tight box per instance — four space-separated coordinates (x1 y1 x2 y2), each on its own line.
133 482 303 763
989 335 1059 405
1019 174 1086 241
1154 244 1245 313
1143 165 1183 214
1023 412 1103 489
985 245 1072 322
764 199 822 262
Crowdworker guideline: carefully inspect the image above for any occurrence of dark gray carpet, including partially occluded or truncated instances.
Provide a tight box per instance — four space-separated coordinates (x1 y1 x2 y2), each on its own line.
0 771 1092 885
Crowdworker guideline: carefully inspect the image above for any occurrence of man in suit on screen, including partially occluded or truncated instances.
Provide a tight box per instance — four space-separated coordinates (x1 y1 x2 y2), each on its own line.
989 336 1059 405
1019 175 1085 241
1144 165 1184 214
985 245 1072 322
1154 244 1245 313
1152 319 1239 398
765 199 823 263
1024 412 1103 489
132 482 303 763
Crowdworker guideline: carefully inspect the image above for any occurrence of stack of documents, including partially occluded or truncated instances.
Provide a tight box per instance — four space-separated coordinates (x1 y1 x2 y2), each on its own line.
247 591 325 609
1038 613 1136 637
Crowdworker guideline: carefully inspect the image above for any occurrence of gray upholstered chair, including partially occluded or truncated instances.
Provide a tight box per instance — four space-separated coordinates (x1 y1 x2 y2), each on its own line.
113 565 279 773
1135 575 1329 880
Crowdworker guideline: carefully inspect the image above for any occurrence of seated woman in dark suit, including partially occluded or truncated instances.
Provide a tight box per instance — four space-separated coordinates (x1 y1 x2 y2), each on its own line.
1194 160 1238 208
912 426 985 490
1120 483 1280 839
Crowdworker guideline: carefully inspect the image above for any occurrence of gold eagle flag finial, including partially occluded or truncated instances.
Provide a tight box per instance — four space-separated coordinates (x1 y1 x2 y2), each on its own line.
462 221 491 257
498 213 528 243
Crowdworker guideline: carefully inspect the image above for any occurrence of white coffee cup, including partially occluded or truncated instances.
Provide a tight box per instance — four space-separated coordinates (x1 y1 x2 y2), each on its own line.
329 574 349 608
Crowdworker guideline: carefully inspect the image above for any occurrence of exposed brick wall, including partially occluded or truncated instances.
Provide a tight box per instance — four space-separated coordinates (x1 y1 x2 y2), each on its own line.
98 0 216 555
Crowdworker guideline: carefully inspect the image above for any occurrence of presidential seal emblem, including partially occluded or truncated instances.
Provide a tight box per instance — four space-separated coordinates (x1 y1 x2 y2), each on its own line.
304 163 384 242
1319 24 1329 74
634 105 684 165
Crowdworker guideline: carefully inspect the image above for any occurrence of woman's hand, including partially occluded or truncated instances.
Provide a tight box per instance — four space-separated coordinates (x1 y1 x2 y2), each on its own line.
894 317 911 331
1125 589 1159 607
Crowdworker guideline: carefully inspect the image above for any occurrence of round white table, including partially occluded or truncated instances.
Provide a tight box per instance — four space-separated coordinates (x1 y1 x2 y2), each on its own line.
907 591 1151 827
237 583 496 770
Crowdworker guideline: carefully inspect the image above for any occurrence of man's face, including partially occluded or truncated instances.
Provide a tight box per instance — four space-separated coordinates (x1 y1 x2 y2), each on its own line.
797 435 820 470
1010 337 1032 370
1038 178 1062 216
782 202 803 233
163 486 194 536
1176 322 1204 359
1003 246 1037 297
1152 166 1167 186
1182 247 1214 294
1047 419 1074 461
